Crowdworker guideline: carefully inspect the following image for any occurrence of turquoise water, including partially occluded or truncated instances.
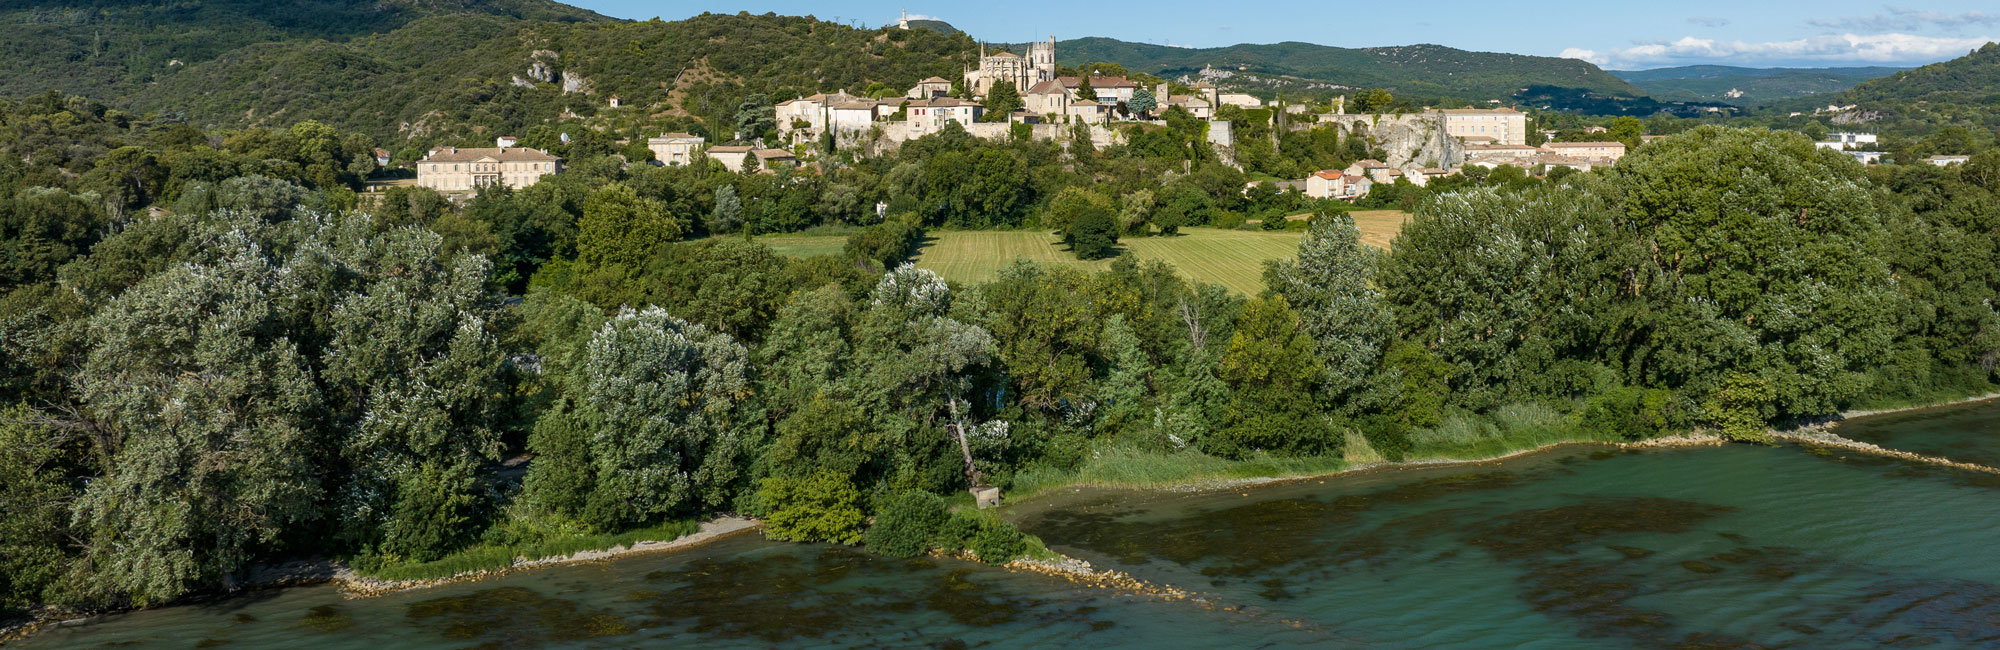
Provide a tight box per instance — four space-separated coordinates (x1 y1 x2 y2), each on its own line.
18 402 2000 649
1836 397 2000 466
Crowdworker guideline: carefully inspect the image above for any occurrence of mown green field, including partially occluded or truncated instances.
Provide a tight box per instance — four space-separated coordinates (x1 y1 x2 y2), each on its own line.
762 228 1306 294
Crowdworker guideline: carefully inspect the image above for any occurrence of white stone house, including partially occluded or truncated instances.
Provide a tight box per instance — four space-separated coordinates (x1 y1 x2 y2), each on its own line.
907 76 952 99
1439 108 1528 146
1305 170 1372 199
905 97 983 135
416 146 561 191
1542 141 1627 163
1057 76 1138 104
647 133 705 166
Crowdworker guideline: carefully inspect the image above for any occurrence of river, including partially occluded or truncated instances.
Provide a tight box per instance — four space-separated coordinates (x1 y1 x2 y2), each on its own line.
16 400 2000 649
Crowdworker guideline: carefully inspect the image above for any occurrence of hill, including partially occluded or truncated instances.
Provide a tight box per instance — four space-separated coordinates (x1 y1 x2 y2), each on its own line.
903 19 959 35
0 0 610 101
1837 42 2000 106
1611 65 1903 105
1 9 979 145
1054 37 1643 104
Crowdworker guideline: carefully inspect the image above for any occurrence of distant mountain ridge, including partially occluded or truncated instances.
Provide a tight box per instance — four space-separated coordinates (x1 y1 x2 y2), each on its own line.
1053 37 1643 101
1611 65 1903 105
1836 42 2000 106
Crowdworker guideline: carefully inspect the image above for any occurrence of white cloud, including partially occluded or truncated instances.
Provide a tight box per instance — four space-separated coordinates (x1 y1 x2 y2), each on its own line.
1562 33 1994 68
1809 6 1998 31
1687 16 1730 28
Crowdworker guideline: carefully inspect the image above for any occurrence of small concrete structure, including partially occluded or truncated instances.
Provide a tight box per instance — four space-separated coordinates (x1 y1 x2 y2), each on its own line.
972 485 1001 509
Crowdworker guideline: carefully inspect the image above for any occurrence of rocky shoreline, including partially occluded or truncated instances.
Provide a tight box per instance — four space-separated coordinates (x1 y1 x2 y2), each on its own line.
336 517 763 598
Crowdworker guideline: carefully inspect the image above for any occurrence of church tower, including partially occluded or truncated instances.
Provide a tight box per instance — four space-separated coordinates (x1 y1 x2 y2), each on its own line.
1029 37 1056 84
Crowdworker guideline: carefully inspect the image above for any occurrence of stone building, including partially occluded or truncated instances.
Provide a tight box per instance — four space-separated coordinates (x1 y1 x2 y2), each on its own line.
1541 141 1626 163
647 133 705 166
1057 76 1139 104
1439 108 1528 146
907 76 952 99
415 146 561 191
964 38 1056 97
707 146 797 172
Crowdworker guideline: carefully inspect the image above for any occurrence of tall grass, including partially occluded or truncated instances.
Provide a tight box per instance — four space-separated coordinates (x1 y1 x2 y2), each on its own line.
1008 444 1347 499
352 519 701 582
1405 401 1613 461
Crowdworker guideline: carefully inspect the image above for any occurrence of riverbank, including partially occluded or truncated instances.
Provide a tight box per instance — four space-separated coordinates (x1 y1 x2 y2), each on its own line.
1001 391 2000 503
337 516 762 597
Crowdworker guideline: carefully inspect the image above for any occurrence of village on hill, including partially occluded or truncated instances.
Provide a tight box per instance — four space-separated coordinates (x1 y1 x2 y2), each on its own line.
412 30 1939 206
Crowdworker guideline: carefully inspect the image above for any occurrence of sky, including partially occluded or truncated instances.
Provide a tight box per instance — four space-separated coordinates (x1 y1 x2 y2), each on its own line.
570 1 1998 69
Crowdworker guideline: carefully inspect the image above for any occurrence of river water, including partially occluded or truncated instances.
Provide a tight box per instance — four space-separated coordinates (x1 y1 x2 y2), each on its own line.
18 400 2000 649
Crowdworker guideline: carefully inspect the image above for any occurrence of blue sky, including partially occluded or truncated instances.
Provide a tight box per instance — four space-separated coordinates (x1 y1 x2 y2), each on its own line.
571 1 1997 69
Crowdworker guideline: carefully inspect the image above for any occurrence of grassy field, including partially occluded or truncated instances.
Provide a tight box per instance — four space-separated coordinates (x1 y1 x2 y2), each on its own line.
757 211 1409 294
759 233 850 258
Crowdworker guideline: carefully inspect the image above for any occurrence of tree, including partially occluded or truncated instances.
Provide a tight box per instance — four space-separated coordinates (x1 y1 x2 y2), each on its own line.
1095 315 1154 435
1076 76 1098 101
577 184 684 267
709 185 744 234
576 306 752 528
1118 189 1155 235
1607 116 1644 149
0 406 84 612
759 471 865 544
1069 208 1120 260
1610 127 1901 421
69 247 322 604
1207 296 1334 458
981 82 1023 121
735 93 775 141
319 223 507 560
1129 89 1158 117
1262 212 1393 407
1151 182 1208 235
1047 186 1118 259
1355 88 1394 113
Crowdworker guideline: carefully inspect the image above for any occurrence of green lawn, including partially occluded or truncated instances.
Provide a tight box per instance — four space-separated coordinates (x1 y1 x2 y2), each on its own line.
760 228 1307 294
756 215 1410 294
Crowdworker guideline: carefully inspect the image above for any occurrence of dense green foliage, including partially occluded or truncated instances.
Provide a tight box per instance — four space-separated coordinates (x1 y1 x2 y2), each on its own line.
863 491 951 558
0 0 609 102
0 11 982 147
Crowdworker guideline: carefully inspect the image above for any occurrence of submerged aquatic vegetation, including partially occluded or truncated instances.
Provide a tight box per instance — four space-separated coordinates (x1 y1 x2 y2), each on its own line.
404 587 633 644
1465 497 1736 559
294 605 353 633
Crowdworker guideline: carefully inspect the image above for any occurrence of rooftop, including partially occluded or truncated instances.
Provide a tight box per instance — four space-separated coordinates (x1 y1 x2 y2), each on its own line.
423 146 560 163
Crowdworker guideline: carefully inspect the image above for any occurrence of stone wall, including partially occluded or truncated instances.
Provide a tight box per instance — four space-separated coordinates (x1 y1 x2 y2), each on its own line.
826 121 1125 157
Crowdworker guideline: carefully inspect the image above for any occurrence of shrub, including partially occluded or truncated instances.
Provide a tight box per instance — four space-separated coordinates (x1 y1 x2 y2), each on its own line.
935 510 1027 565
865 491 950 558
1580 386 1682 441
1355 414 1411 462
969 521 1027 565
844 219 923 269
759 471 866 544
1068 209 1121 259
1704 373 1775 443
